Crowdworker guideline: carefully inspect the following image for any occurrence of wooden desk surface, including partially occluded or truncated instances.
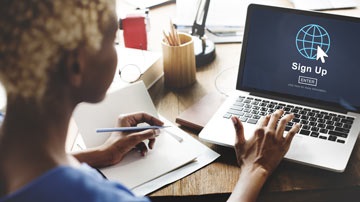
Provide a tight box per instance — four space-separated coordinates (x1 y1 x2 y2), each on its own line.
117 0 360 200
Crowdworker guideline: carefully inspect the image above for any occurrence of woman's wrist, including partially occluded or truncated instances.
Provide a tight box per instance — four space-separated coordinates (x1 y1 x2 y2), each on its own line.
228 165 270 202
72 147 112 168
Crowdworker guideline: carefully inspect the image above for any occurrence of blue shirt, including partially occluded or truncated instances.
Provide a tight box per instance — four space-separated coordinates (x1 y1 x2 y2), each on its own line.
0 164 150 202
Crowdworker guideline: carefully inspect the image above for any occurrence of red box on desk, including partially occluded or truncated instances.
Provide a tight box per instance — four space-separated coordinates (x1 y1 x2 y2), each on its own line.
121 15 147 50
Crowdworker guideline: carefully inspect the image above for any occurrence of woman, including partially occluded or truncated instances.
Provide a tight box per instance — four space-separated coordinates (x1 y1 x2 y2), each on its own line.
0 1 300 202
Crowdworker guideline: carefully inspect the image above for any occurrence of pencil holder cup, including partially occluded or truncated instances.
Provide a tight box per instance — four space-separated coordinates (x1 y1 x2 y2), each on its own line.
162 32 196 88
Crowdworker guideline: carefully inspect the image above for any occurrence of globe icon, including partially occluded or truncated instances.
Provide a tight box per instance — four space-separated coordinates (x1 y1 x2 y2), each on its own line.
296 24 330 60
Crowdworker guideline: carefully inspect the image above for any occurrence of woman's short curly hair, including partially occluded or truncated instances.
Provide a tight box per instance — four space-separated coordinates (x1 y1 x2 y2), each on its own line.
0 0 115 99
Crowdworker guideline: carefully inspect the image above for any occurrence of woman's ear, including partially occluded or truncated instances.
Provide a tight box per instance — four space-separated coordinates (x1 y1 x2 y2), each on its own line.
65 48 87 87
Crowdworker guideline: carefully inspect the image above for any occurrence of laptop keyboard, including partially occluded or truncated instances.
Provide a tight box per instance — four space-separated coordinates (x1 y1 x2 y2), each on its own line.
223 96 355 144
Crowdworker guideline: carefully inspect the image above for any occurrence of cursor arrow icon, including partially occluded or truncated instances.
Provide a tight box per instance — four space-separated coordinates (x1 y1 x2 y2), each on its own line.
316 46 328 63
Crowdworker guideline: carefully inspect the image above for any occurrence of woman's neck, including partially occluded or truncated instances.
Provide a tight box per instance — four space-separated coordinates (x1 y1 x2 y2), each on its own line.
0 96 78 195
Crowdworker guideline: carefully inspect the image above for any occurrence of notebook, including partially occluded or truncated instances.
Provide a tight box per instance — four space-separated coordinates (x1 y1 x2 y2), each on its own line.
199 4 360 172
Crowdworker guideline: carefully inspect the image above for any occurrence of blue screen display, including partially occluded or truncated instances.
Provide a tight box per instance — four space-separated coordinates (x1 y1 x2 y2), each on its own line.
239 5 360 112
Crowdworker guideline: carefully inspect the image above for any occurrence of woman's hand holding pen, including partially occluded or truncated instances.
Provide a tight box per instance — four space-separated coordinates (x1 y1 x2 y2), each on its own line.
73 112 164 168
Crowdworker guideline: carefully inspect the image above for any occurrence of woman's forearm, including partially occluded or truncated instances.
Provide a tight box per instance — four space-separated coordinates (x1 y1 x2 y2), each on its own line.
227 166 269 202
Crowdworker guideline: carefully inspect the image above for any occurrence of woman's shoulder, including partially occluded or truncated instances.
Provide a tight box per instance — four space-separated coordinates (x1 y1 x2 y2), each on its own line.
0 164 150 202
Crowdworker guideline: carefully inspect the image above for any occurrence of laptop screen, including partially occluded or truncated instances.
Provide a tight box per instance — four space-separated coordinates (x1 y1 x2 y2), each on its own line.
237 4 360 112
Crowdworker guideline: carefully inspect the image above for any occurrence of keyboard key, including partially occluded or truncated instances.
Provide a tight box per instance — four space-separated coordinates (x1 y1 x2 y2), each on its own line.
230 105 244 111
323 115 331 120
319 136 327 140
317 123 326 128
343 124 351 129
259 112 267 116
227 109 245 116
247 119 258 124
285 126 292 131
245 113 252 118
284 107 291 111
307 112 315 116
223 113 232 119
251 110 259 115
310 132 319 137
302 125 310 130
319 128 328 134
341 118 353 124
259 102 267 107
299 129 310 136
315 114 324 119
334 122 343 127
328 130 348 138
233 102 244 107
328 135 337 141
334 127 350 134
337 139 345 144
252 106 260 110
311 126 319 132
239 117 248 122
301 115 309 120
312 109 320 113
293 118 301 123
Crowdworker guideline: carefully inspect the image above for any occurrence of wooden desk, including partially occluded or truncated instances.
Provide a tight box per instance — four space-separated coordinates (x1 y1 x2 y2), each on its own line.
125 0 360 201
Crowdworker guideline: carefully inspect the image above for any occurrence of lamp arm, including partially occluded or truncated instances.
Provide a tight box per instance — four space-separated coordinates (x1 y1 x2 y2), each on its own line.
191 0 211 38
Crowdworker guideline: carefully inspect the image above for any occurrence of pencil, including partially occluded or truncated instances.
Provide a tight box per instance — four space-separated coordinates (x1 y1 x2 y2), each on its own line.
163 30 172 45
170 19 181 45
96 125 171 133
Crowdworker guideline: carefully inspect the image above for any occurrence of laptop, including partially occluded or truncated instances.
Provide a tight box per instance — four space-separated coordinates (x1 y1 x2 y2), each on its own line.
199 4 360 172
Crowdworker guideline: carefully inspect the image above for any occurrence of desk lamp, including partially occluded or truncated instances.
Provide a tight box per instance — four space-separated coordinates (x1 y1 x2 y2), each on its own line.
191 0 216 67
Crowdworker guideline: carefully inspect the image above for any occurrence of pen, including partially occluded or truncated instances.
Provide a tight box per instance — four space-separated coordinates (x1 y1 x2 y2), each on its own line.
96 125 171 133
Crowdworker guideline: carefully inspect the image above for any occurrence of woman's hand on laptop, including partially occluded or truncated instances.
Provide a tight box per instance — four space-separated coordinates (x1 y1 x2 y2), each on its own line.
228 109 301 202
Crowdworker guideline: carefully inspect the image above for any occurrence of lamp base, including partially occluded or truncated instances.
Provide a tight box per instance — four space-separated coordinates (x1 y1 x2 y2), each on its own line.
193 37 216 67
